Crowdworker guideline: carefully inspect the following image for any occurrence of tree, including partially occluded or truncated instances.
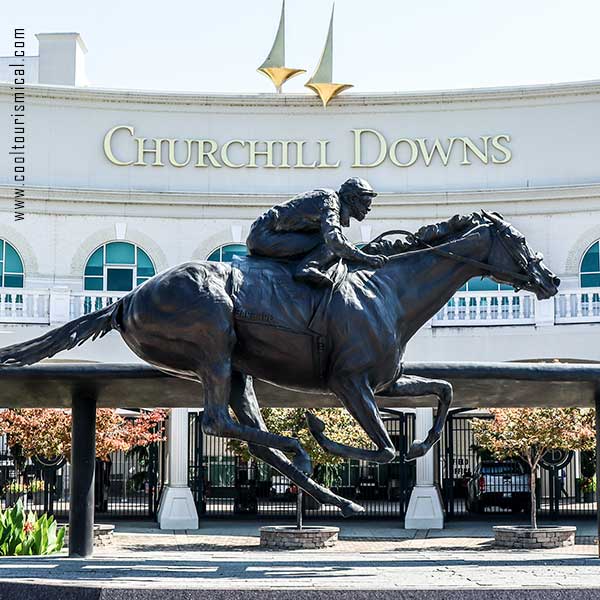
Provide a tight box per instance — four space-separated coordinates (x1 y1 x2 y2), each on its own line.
228 408 373 486
0 408 165 466
472 408 595 528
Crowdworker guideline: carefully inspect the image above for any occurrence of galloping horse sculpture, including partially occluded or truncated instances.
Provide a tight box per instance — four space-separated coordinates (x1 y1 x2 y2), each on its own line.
0 210 559 516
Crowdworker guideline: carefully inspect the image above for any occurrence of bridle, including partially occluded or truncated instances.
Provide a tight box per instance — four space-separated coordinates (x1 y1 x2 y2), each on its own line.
369 222 538 288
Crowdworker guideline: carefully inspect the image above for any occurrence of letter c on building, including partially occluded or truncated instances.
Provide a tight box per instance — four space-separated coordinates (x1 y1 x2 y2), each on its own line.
103 125 135 166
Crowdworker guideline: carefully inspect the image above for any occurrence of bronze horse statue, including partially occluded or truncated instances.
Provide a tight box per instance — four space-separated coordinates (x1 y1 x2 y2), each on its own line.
0 211 559 516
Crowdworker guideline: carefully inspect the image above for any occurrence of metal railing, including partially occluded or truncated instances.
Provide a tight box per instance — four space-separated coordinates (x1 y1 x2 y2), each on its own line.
189 411 416 520
441 414 596 519
0 422 165 520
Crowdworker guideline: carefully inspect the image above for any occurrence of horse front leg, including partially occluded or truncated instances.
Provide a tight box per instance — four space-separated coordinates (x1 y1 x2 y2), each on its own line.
229 371 365 517
306 375 396 463
378 375 452 461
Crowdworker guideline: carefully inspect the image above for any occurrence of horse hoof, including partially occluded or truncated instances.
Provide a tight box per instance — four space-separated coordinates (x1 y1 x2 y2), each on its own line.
404 440 428 462
306 411 326 435
340 501 365 518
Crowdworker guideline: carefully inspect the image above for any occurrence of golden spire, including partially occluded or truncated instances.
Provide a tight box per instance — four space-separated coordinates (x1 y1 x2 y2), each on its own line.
258 0 306 93
305 4 353 107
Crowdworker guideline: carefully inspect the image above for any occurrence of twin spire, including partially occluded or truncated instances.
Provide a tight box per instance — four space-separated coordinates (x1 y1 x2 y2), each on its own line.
257 1 353 107
257 0 306 93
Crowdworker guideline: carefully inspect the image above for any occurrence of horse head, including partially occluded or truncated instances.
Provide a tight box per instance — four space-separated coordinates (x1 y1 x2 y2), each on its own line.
482 210 560 300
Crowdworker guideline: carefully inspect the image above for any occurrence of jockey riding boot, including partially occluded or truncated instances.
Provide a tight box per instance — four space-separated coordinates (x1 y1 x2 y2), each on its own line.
295 267 334 287
294 244 336 287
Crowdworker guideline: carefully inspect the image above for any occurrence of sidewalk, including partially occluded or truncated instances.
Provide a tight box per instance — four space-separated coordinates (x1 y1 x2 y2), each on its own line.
0 519 599 595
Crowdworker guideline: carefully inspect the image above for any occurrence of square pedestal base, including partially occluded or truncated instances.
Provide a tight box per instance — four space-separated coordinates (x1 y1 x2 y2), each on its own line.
157 486 198 530
404 485 444 530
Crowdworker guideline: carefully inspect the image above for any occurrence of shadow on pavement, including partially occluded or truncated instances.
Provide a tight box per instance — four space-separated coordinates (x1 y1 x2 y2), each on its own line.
1 554 599 584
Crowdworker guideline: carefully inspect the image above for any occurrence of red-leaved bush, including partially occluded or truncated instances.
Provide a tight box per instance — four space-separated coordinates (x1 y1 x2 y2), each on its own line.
0 408 165 462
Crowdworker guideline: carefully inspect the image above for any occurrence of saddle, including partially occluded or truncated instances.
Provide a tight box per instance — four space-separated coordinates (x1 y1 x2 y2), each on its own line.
230 255 346 381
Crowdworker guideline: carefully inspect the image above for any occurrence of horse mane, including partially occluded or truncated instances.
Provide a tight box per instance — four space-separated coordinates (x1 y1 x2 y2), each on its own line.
362 212 485 257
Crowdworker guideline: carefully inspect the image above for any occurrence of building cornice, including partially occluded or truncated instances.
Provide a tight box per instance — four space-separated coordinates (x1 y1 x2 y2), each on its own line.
2 183 600 217
3 79 600 108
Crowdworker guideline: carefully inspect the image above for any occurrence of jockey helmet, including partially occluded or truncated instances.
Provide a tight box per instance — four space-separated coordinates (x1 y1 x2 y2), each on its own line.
339 177 378 202
339 178 377 222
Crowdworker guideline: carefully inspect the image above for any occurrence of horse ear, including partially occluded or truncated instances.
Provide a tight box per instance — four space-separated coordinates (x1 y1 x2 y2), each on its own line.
481 209 504 226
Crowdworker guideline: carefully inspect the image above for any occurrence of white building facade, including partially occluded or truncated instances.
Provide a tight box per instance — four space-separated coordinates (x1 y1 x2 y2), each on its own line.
2 33 600 528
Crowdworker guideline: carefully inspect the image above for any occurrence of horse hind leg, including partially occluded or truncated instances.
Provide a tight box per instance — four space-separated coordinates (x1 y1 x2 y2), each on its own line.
200 362 313 475
229 371 364 517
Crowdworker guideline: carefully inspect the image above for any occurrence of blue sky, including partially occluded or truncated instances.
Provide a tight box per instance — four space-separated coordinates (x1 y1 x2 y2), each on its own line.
3 0 600 93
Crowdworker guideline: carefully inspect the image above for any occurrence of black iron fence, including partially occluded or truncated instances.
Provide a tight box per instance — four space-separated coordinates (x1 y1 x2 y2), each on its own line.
440 413 596 519
188 409 416 519
4 409 593 524
0 417 166 520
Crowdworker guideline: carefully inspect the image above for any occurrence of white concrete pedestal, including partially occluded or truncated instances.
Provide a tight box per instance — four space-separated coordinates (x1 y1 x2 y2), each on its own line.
404 485 444 530
157 408 198 530
404 408 444 530
157 485 198 530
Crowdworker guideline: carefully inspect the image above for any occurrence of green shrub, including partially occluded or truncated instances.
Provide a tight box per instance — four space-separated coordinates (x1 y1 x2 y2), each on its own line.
2 481 27 496
28 480 45 493
581 475 597 494
0 499 65 555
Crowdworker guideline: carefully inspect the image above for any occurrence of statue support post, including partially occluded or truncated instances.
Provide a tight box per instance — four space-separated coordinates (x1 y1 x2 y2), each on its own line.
296 489 303 530
69 389 97 558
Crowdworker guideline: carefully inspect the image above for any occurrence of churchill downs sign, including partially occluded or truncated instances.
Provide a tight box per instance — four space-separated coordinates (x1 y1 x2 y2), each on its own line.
103 125 512 169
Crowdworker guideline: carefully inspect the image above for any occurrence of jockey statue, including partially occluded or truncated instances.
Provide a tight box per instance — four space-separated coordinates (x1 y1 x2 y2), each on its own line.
247 178 388 286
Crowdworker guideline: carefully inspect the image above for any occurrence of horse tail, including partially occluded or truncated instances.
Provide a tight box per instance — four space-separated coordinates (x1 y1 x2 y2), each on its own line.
0 298 124 367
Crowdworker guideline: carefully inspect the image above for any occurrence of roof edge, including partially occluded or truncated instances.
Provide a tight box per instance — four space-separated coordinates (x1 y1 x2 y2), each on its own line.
3 78 600 107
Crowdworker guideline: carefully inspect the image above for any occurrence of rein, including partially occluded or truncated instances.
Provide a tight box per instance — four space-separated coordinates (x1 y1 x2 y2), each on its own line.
369 227 532 284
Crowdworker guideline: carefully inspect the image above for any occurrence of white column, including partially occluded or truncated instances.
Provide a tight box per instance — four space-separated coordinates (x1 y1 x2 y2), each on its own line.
49 286 71 324
404 407 444 529
157 408 198 530
535 297 555 327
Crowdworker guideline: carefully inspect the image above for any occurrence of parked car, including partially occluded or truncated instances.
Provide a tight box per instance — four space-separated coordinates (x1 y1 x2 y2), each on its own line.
355 466 381 500
355 473 380 500
269 475 296 501
466 461 530 513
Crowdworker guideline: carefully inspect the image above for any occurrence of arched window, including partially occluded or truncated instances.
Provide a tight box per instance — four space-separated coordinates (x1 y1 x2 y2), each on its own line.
0 240 24 288
84 242 155 292
580 241 600 287
207 244 248 263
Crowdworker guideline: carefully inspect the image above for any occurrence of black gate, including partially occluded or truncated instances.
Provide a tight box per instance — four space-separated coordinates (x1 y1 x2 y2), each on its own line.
0 417 166 520
441 413 596 519
439 412 483 518
189 410 415 519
